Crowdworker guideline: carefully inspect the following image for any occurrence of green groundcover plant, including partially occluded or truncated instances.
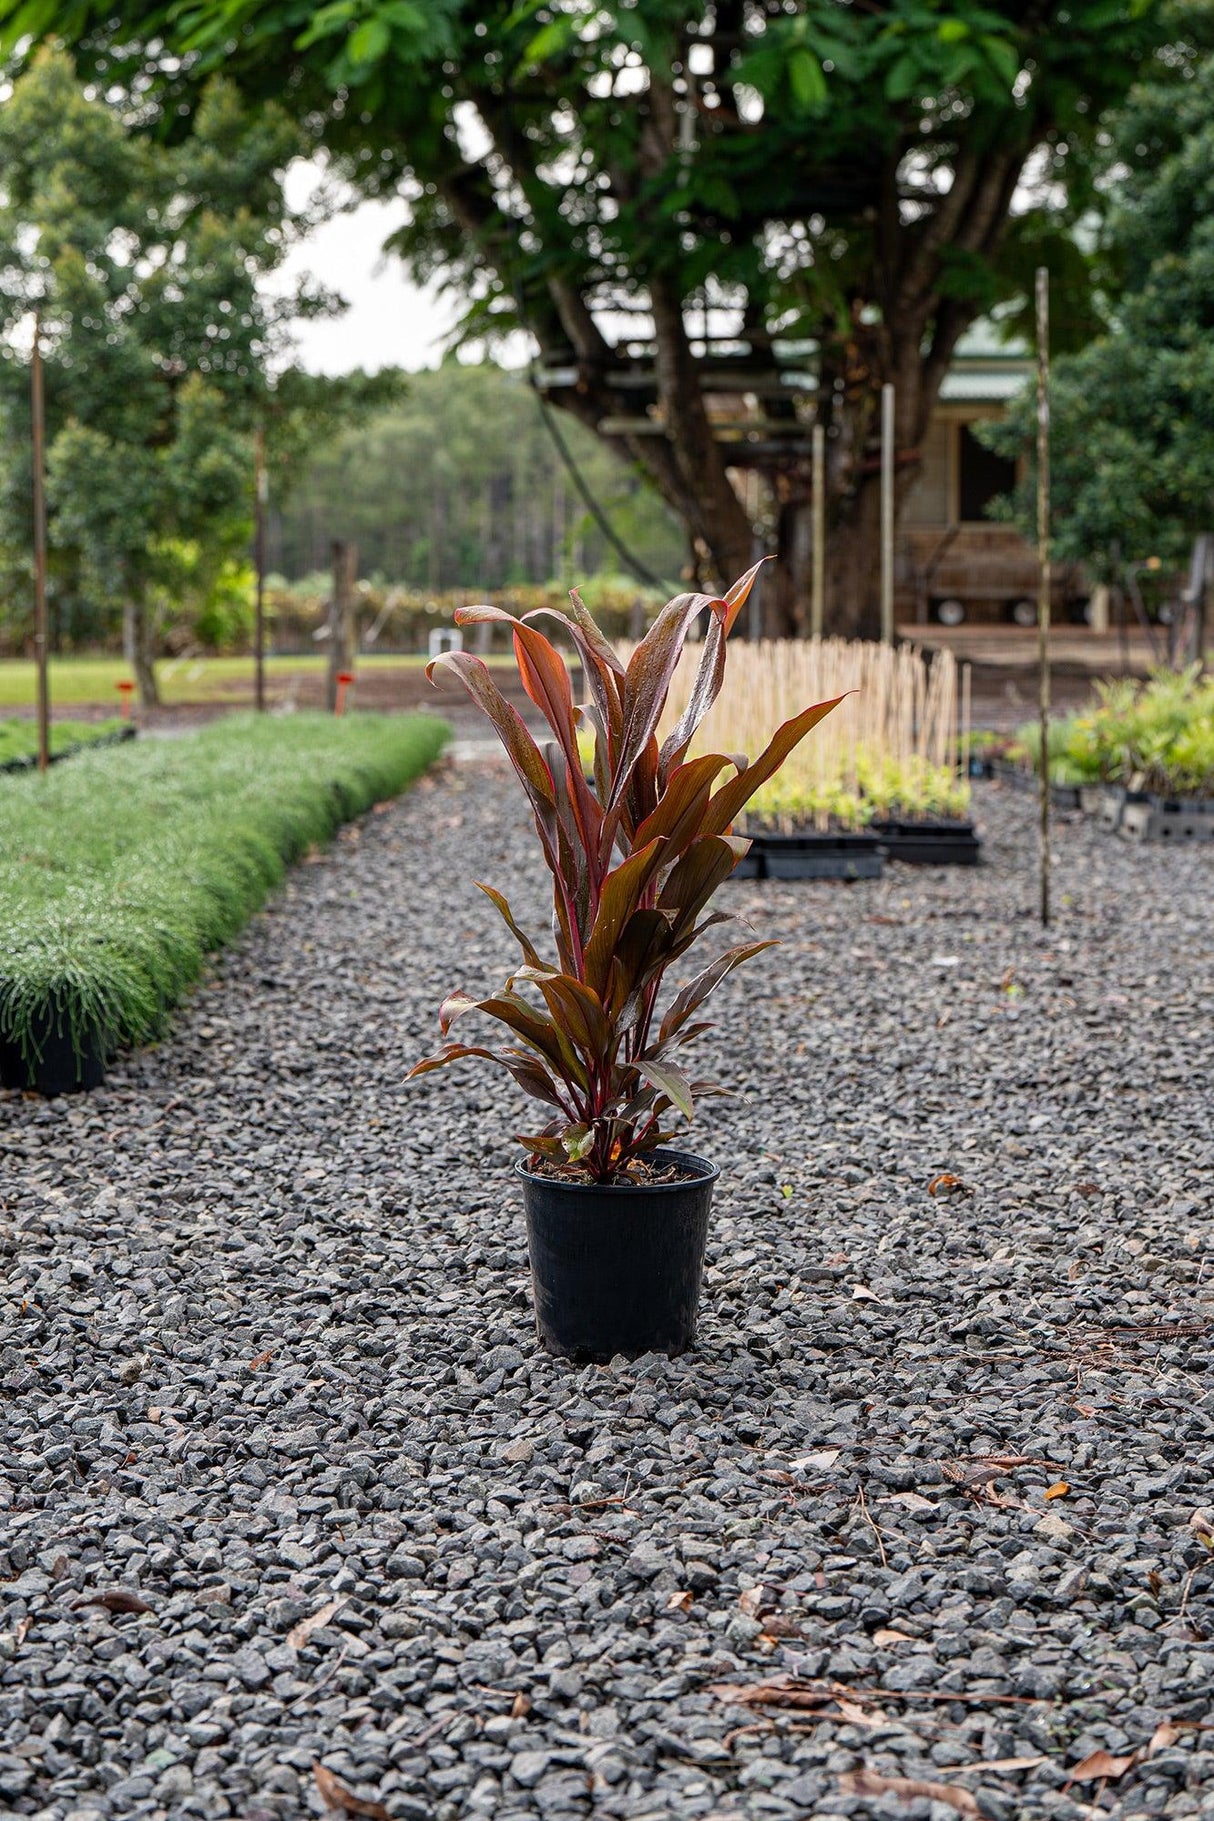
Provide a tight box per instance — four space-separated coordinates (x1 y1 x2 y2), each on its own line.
411 566 842 1184
1015 667 1214 795
0 717 127 767
0 712 448 1065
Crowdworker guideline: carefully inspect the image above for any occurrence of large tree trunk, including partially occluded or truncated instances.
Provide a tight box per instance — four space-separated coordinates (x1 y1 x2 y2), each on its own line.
648 278 755 595
123 595 160 707
825 478 885 641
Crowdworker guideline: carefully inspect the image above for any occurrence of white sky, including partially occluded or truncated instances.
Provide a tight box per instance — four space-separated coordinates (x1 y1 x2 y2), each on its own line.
278 163 460 374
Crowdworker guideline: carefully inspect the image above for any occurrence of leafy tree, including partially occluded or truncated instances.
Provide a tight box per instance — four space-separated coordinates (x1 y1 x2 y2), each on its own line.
983 44 1214 592
5 3 1208 636
0 52 321 699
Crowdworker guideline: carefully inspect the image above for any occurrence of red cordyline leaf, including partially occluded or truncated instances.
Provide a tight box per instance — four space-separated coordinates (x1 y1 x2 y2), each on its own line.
417 569 844 1181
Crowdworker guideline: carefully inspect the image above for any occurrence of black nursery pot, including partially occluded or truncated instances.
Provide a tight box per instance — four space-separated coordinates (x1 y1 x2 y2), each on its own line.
517 1148 718 1362
0 1005 107 1096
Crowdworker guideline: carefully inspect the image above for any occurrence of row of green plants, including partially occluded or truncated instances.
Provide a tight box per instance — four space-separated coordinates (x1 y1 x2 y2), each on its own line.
0 717 128 767
745 753 971 831
0 713 449 1068
1008 668 1214 796
577 726 970 832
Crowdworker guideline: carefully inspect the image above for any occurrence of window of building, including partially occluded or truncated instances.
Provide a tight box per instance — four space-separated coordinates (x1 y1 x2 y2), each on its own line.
957 424 1017 522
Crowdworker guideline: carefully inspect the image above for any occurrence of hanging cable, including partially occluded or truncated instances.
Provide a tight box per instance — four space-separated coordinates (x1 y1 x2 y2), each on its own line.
530 381 675 591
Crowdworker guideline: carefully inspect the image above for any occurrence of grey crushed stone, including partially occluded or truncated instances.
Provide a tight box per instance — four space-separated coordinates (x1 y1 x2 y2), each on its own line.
2 761 1212 1821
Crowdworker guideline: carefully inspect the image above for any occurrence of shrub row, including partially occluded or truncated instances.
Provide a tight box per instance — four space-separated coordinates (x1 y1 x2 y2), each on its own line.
0 712 449 1069
0 717 131 770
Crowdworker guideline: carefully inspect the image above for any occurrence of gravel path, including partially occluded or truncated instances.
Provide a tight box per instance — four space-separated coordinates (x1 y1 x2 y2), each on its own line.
3 764 1213 1821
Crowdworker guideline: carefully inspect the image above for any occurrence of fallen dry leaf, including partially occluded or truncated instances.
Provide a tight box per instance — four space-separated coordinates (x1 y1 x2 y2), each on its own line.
709 1677 836 1712
851 1283 884 1303
871 1627 917 1647
759 1615 804 1639
1045 1481 1070 1501
312 1762 389 1819
738 1586 767 1618
1188 1509 1214 1547
14 1617 32 1646
834 1697 886 1729
248 1349 275 1371
71 1590 152 1615
1065 1748 1138 1786
955 1754 1046 1774
666 1590 694 1613
840 1768 978 1815
1148 1721 1180 1754
510 1691 531 1719
287 1598 345 1651
1074 1181 1103 1198
790 1448 841 1473
927 1172 967 1197
147 1407 163 1424
877 1491 938 1513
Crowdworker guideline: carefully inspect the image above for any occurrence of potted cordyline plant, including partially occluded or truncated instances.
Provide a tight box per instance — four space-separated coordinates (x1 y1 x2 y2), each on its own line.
411 565 841 1360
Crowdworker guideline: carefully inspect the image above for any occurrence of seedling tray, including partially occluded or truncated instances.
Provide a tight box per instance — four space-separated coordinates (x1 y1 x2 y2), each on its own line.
1120 798 1214 842
736 831 885 881
872 819 982 866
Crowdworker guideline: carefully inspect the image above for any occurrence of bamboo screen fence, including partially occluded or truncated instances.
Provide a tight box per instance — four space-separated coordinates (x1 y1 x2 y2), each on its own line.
648 637 968 829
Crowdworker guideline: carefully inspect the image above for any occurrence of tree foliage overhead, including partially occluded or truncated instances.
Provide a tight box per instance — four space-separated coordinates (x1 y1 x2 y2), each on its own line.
983 37 1214 580
4 2 1212 634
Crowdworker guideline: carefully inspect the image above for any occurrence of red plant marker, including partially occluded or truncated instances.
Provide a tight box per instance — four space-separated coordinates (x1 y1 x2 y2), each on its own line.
116 680 135 722
335 671 355 716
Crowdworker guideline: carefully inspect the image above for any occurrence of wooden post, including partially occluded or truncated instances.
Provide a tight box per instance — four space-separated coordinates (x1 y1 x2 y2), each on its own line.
961 660 972 788
31 316 49 773
1036 266 1052 929
880 383 895 644
811 422 825 641
327 540 357 712
253 426 267 712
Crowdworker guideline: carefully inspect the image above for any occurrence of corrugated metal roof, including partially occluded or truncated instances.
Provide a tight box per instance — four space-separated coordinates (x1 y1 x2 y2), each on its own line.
939 368 1030 403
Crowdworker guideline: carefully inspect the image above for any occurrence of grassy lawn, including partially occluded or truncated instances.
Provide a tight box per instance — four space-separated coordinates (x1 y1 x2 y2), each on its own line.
0 652 508 709
0 712 449 1076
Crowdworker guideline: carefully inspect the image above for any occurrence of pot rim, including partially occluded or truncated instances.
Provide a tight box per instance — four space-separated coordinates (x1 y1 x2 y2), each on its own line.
514 1145 719 1194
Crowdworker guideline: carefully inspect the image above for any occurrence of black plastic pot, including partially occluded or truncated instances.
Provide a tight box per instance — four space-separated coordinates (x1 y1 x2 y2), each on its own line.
517 1147 718 1361
758 831 884 881
872 818 982 866
0 1005 108 1096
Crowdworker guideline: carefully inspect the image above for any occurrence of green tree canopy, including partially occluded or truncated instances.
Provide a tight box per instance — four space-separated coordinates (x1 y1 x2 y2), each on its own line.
983 42 1214 593
5 4 1212 635
0 51 329 696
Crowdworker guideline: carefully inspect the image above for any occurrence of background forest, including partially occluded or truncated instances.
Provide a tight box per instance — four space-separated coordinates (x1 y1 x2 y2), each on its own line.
267 364 685 598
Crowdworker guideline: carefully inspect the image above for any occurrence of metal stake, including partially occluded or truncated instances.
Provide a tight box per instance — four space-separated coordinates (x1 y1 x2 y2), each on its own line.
1036 266 1052 929
254 425 267 712
880 382 895 644
811 422 825 641
31 315 49 773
